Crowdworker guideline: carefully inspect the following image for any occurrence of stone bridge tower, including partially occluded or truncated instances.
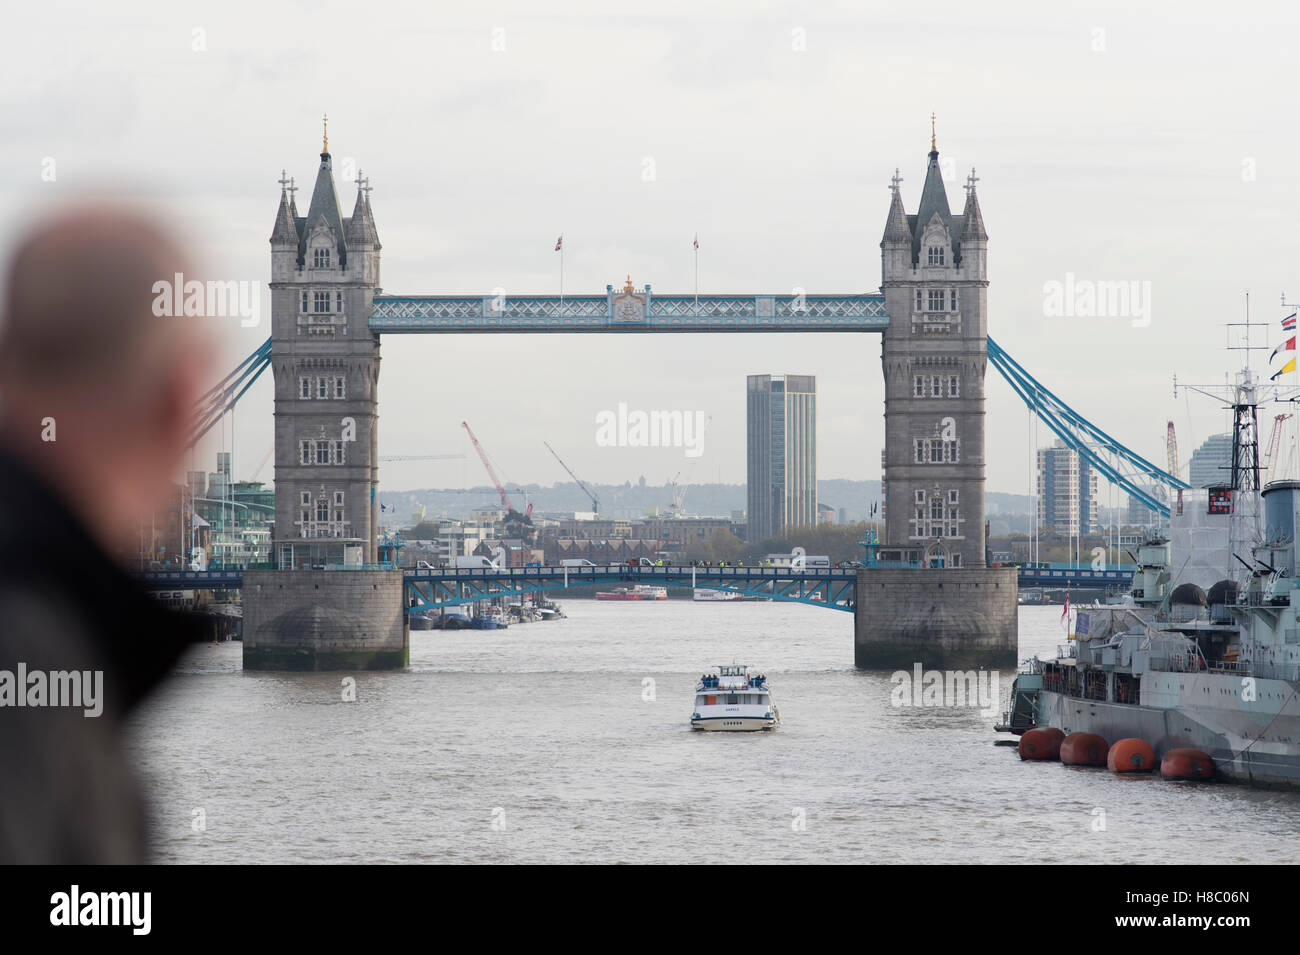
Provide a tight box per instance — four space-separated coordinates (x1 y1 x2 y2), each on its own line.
268 126 382 568
878 131 989 569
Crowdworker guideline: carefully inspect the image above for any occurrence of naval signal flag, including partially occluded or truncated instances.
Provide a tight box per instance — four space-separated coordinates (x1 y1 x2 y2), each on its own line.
1284 311 1297 331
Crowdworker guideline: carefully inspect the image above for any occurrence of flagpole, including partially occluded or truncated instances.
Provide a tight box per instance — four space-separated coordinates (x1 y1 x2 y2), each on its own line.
693 232 699 311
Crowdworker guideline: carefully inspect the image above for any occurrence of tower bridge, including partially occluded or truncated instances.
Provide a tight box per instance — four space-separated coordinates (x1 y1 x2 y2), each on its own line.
205 122 1180 671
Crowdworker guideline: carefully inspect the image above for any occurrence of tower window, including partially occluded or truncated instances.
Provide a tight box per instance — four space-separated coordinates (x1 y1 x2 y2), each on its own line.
313 247 331 269
948 376 959 397
332 440 345 465
313 291 330 313
317 377 328 399
334 376 346 399
913 376 925 398
299 376 311 399
927 289 946 311
301 292 308 312
915 290 922 311
951 288 959 309
927 246 945 267
315 442 330 465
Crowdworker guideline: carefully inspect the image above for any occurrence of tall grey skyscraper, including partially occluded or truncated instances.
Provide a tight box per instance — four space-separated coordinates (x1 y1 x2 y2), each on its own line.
746 374 817 543
1189 433 1233 487
1037 440 1098 536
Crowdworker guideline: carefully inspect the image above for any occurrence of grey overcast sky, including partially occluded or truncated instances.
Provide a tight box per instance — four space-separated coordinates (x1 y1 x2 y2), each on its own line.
3 0 1299 503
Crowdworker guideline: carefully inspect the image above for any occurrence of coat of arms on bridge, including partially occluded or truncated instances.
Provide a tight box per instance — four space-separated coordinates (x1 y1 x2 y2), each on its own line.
610 275 647 324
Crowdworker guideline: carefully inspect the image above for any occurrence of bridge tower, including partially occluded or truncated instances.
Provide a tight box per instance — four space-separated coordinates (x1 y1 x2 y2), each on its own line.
243 126 405 670
268 125 382 568
854 128 1014 670
878 130 988 569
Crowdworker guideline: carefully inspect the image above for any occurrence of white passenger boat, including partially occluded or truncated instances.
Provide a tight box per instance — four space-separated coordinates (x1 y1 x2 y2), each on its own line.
693 588 742 602
690 664 779 731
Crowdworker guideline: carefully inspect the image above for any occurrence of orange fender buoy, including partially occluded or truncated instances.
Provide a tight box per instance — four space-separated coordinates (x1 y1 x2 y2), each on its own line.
1018 726 1065 761
1160 748 1216 781
1107 737 1156 773
1061 732 1109 766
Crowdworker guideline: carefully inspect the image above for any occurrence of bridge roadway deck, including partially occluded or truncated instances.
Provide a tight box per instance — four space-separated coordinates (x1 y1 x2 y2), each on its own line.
140 563 1137 611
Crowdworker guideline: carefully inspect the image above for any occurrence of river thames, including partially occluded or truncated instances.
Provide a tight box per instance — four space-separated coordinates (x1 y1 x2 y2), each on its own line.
129 603 1300 864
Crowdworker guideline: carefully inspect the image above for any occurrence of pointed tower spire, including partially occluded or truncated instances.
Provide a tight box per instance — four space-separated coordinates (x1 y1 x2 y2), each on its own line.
912 121 954 262
961 168 988 241
271 169 299 245
881 168 910 244
300 138 348 267
346 171 380 249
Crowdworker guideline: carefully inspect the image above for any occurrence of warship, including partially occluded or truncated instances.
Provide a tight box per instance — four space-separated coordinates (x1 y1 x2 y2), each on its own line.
1000 349 1300 787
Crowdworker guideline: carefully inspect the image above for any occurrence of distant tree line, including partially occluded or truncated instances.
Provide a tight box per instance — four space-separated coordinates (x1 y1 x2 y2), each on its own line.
684 522 871 564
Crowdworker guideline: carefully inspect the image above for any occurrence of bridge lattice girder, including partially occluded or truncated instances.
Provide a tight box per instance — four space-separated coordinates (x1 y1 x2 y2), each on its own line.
404 565 859 613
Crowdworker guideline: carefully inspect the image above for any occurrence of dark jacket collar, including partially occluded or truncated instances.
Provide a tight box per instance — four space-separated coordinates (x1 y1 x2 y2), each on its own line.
0 449 207 715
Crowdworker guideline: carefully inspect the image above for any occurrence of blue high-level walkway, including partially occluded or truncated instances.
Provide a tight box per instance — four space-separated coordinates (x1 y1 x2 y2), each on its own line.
368 290 889 333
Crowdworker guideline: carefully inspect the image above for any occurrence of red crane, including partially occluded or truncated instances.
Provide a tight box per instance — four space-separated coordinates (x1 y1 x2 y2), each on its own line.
462 421 532 518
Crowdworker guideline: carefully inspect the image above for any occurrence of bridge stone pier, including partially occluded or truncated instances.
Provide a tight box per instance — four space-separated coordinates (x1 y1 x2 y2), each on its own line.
855 567 1018 668
241 126 1015 671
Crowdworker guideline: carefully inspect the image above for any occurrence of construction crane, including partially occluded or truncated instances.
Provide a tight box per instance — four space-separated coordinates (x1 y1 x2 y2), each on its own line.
1265 413 1294 473
667 472 686 517
1166 421 1179 483
544 441 599 514
249 445 273 482
462 421 532 518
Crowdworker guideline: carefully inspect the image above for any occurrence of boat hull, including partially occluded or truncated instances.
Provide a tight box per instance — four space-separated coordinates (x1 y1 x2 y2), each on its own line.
1034 675 1300 787
691 716 778 732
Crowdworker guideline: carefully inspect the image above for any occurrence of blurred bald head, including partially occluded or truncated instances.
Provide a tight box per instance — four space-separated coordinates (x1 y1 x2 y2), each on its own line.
0 204 213 558
0 205 199 390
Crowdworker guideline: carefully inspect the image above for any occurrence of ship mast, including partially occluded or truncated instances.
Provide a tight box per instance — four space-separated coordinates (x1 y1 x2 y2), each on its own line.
1172 293 1273 576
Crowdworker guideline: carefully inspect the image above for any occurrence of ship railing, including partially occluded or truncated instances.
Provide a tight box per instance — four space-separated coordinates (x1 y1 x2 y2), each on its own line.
1200 658 1300 681
1245 661 1300 682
